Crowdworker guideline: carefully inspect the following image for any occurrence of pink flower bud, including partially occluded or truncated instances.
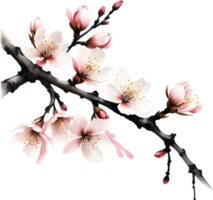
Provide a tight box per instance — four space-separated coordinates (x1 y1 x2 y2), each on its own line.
97 5 108 15
160 177 171 185
61 103 70 112
66 6 90 32
99 6 105 16
86 32 112 49
154 150 166 158
94 107 109 119
113 1 123 11
99 109 112 120
103 19 112 26
168 81 202 114
30 17 43 33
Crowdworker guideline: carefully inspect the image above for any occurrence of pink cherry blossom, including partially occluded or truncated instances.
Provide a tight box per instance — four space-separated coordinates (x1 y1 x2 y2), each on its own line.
30 17 43 33
72 46 114 86
62 115 111 163
104 68 154 116
154 150 166 158
66 6 90 32
169 81 202 114
105 130 133 159
10 123 54 164
22 28 72 67
44 111 73 144
86 32 112 49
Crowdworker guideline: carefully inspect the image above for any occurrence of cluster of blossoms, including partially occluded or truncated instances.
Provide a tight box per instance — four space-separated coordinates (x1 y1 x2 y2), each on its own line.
11 0 203 169
10 110 132 164
21 1 160 117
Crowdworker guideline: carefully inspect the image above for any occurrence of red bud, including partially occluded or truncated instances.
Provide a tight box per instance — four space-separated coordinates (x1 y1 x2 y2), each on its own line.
152 149 166 159
113 1 123 11
98 6 105 16
60 104 67 112
163 176 170 184
103 20 109 25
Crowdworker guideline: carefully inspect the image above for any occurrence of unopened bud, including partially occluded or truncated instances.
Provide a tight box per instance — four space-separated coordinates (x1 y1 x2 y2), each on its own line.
152 149 166 159
160 177 171 185
60 104 67 112
111 0 125 11
103 19 112 26
94 107 109 119
98 6 105 16
97 5 108 15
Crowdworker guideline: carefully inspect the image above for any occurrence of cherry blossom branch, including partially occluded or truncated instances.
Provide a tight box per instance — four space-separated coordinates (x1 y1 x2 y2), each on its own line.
139 116 213 193
0 2 213 198
0 34 213 193
67 7 116 52
36 79 56 121
1 72 28 99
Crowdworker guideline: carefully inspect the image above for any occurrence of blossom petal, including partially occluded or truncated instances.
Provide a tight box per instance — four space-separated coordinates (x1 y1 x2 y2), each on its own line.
42 114 58 133
84 78 99 87
102 33 112 48
70 56 79 73
37 136 48 165
34 17 43 32
76 46 87 74
87 47 106 67
96 134 111 148
87 67 114 82
104 84 122 103
40 132 54 146
30 21 34 32
82 142 103 163
184 85 190 94
64 6 73 22
8 122 34 135
54 43 68 53
132 78 150 97
48 31 63 46
128 100 154 116
190 101 205 114
114 68 132 92
47 53 72 67
9 131 26 148
79 10 90 30
68 114 88 136
84 119 110 135
51 124 69 144
118 102 135 115
34 28 48 48
32 126 43 133
105 130 133 159
179 81 189 87
178 103 197 113
90 32 109 45
62 138 82 155
22 46 43 60
37 59 47 67
73 6 90 31
23 143 39 156
169 85 186 106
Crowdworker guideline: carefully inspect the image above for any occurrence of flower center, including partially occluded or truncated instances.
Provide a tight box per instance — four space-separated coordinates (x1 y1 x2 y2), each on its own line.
37 36 59 59
84 57 101 76
53 118 68 134
121 79 145 102
82 135 100 150
24 130 40 148
178 94 199 107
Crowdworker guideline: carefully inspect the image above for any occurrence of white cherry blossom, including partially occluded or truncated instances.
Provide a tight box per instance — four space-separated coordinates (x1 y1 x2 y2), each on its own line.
72 46 114 86
23 28 71 67
105 68 154 116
